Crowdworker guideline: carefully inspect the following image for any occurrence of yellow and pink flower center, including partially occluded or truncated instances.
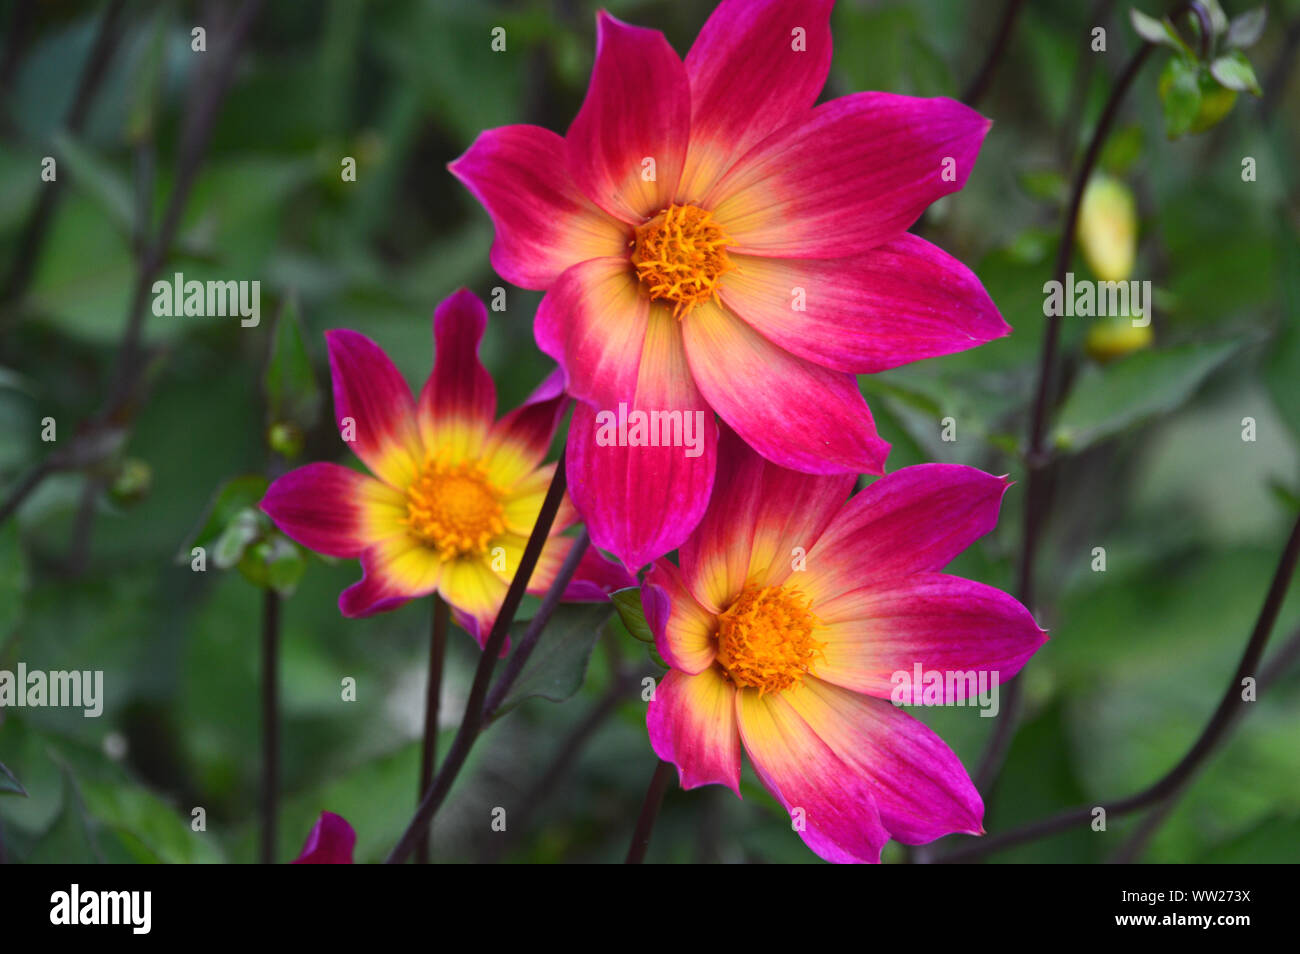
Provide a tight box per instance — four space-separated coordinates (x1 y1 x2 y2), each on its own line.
715 584 824 695
403 458 504 561
631 203 734 319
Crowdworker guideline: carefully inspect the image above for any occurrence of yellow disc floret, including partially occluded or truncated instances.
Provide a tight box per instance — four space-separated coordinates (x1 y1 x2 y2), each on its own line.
403 456 504 560
715 585 824 695
631 204 734 318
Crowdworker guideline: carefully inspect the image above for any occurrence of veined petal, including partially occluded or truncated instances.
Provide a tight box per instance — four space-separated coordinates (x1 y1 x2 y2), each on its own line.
705 93 991 258
535 257 648 410
642 559 718 674
720 234 1011 374
806 464 1011 603
815 573 1047 700
481 368 568 492
647 668 741 796
339 535 442 617
261 462 407 558
783 678 984 845
735 687 891 863
679 426 854 613
449 124 628 289
326 330 423 489
679 0 833 200
417 288 497 460
565 11 689 223
682 299 889 475
565 305 718 570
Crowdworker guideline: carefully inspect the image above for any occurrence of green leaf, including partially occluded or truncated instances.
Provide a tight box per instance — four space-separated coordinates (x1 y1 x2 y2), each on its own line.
212 507 263 570
611 586 654 643
0 761 28 797
1226 8 1267 49
1265 225 1300 442
262 296 322 436
1159 57 1203 138
491 603 613 718
1052 341 1241 452
1198 0 1229 37
1130 9 1189 52
177 475 270 560
0 521 28 641
1099 124 1144 175
49 131 135 236
1209 50 1261 95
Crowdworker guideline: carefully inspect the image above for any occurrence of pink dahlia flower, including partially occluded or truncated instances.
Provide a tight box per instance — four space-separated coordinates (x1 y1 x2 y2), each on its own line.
261 289 627 646
291 811 355 864
642 430 1046 863
451 0 1009 569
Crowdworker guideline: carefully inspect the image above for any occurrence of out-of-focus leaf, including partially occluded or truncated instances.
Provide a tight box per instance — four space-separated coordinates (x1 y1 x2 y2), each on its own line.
177 475 269 560
1159 57 1203 138
1226 8 1267 49
50 131 133 234
1099 124 1144 176
491 603 613 718
1053 341 1240 451
1017 168 1068 203
1130 9 1191 52
1265 226 1300 441
263 297 321 436
0 521 28 640
79 778 224 863
611 587 653 644
0 761 28 797
1209 50 1261 95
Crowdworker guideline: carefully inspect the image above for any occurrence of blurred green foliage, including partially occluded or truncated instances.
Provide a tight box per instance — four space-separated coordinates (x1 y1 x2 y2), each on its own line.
1 0 1298 864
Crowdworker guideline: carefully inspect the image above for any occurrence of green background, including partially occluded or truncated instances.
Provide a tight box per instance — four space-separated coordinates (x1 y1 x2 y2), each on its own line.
1 0 1298 863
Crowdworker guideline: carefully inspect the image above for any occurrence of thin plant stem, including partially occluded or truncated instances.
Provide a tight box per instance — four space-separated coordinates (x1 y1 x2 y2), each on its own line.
962 0 1027 106
415 594 449 864
946 512 1300 862
974 36 1156 795
624 760 674 864
260 589 281 864
385 459 571 864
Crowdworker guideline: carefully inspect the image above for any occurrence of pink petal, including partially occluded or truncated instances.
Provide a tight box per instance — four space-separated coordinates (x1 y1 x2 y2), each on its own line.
565 11 690 223
806 464 1011 604
720 233 1011 374
563 546 637 601
291 811 356 864
261 463 406 558
679 0 834 199
705 93 991 258
783 678 984 845
449 124 628 289
535 257 648 410
815 573 1047 700
735 687 891 863
642 559 718 674
681 300 889 475
647 667 741 796
679 426 855 613
566 398 717 572
482 368 569 491
563 300 718 571
339 536 442 617
417 288 497 459
325 329 423 489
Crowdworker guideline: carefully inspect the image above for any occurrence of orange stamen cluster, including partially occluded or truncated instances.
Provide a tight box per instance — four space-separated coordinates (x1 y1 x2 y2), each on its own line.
631 204 734 318
715 584 824 695
403 456 504 560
